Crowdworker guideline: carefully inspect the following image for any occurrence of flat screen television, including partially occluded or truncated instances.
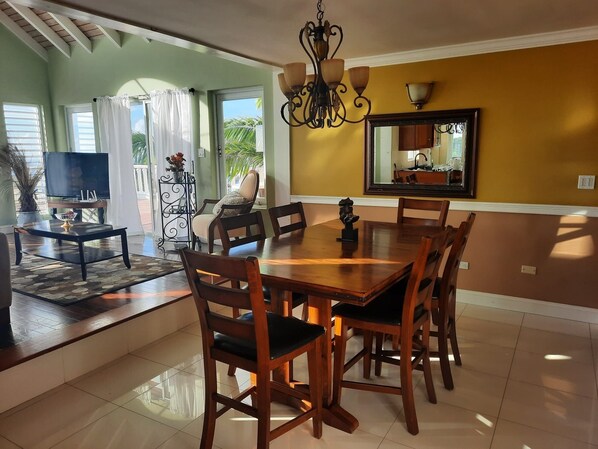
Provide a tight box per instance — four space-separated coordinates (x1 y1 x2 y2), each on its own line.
44 152 110 199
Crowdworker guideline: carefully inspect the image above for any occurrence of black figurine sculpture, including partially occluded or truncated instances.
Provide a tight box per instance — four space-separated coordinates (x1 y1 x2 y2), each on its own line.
337 197 359 242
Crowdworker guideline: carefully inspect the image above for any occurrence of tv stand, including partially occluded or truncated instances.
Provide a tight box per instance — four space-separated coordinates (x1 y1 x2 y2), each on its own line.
48 199 107 224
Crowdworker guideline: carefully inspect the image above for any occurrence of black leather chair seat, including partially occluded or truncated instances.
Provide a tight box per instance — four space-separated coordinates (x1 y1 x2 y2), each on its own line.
332 280 425 326
214 312 325 360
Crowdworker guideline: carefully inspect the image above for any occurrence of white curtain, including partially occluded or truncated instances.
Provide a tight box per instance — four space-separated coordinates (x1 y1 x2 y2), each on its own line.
150 88 194 239
96 95 143 234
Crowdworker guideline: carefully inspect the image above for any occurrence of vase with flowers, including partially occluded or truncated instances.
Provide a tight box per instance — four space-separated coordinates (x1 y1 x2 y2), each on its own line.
166 152 186 182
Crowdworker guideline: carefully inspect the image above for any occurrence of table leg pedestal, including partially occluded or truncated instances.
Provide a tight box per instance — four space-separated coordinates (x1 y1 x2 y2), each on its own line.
268 290 360 433
309 295 359 433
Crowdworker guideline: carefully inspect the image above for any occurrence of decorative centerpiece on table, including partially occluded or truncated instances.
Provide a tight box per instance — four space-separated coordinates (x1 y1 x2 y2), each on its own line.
165 152 186 182
0 144 44 225
337 197 359 242
55 210 77 230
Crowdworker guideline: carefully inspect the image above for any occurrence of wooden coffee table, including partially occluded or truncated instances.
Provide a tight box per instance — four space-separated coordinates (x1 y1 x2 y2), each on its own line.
14 220 130 281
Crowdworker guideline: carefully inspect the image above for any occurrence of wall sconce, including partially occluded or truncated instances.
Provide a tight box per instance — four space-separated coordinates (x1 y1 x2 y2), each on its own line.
406 82 434 110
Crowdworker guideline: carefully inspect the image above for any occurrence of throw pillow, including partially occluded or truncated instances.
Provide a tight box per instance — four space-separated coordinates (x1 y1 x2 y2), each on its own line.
213 190 249 217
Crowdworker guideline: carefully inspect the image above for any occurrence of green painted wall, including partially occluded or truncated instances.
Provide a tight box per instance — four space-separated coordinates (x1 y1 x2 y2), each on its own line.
47 35 275 203
0 25 55 225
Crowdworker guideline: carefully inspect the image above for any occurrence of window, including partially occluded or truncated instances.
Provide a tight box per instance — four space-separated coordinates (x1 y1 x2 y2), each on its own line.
66 105 96 153
2 103 48 213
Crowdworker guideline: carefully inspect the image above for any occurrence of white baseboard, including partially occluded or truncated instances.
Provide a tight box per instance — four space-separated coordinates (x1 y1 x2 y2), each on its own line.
457 289 598 324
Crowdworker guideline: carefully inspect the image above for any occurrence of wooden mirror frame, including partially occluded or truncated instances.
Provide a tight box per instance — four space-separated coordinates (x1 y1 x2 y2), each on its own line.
364 108 479 198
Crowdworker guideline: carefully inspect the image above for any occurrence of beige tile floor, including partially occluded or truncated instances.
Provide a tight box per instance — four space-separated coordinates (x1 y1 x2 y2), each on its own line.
1 303 598 449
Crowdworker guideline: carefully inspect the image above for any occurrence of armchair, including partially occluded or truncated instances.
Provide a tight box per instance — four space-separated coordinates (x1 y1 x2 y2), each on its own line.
191 170 259 253
0 233 12 326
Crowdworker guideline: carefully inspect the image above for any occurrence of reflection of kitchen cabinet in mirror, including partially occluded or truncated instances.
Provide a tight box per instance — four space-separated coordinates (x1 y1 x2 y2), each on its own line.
398 124 435 150
364 109 479 198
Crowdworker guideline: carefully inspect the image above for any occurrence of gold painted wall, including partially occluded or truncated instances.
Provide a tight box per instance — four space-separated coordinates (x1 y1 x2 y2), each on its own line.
291 41 598 206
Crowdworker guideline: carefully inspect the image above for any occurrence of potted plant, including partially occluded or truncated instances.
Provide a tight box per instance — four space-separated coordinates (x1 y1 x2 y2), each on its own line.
0 144 44 224
165 152 186 182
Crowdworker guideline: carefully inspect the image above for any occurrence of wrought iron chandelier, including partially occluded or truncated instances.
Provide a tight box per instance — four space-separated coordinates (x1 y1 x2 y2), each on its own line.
278 0 371 128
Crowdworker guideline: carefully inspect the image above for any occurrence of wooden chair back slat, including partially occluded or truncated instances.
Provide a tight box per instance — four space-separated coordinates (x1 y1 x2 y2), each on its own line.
402 230 449 340
206 314 256 342
217 211 267 250
197 281 253 310
269 202 307 236
397 198 450 227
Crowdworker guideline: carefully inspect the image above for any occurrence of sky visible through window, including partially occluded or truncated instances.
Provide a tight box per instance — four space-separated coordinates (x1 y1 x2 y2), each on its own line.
223 98 261 120
129 98 260 130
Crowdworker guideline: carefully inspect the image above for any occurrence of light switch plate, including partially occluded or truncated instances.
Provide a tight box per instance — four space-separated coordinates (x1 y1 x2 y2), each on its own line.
578 175 595 189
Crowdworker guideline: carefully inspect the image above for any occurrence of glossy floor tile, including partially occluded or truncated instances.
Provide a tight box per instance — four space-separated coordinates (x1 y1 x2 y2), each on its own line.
1 303 598 448
491 419 598 449
71 354 180 405
500 380 598 445
460 304 524 326
522 313 591 338
516 327 594 364
509 349 597 398
51 407 178 449
455 316 521 348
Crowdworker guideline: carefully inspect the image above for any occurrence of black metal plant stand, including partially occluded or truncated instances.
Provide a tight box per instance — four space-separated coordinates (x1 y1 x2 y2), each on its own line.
157 172 196 250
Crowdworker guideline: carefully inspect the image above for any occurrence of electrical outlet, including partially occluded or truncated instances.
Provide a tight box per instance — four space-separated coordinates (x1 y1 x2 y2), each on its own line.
521 265 537 275
459 261 469 270
577 175 595 189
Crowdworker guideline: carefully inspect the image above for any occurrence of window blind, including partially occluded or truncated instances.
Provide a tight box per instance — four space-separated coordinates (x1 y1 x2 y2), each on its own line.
3 103 48 213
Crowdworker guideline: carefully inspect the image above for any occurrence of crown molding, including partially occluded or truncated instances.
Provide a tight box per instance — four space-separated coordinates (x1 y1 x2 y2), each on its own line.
346 26 598 68
290 196 598 217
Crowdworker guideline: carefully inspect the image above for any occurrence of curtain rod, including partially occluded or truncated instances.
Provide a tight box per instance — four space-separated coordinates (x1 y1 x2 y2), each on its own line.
93 87 195 102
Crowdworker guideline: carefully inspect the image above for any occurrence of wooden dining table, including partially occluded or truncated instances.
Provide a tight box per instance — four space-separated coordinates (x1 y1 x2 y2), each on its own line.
220 219 450 433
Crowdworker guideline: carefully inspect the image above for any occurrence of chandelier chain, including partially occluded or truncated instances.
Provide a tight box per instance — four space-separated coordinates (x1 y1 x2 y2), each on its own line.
316 0 324 23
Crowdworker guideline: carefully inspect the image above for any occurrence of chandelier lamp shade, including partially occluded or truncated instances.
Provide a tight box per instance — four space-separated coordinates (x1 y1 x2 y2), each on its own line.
278 0 371 128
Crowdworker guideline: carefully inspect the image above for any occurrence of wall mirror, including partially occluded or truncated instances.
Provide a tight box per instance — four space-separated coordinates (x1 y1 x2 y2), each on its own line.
364 108 479 198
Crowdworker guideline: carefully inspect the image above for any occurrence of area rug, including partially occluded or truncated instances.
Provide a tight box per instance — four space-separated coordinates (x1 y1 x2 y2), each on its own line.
11 254 183 306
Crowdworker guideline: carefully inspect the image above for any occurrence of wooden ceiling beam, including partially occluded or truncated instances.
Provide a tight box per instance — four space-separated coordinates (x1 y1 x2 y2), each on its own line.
96 24 121 48
6 1 70 57
48 12 92 54
0 8 48 61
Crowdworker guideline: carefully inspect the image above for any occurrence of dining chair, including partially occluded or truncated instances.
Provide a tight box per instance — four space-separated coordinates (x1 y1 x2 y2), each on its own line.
191 170 259 253
216 210 267 250
331 230 449 435
180 249 324 449
269 202 307 236
397 197 450 227
217 211 307 375
268 202 309 319
431 212 476 390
